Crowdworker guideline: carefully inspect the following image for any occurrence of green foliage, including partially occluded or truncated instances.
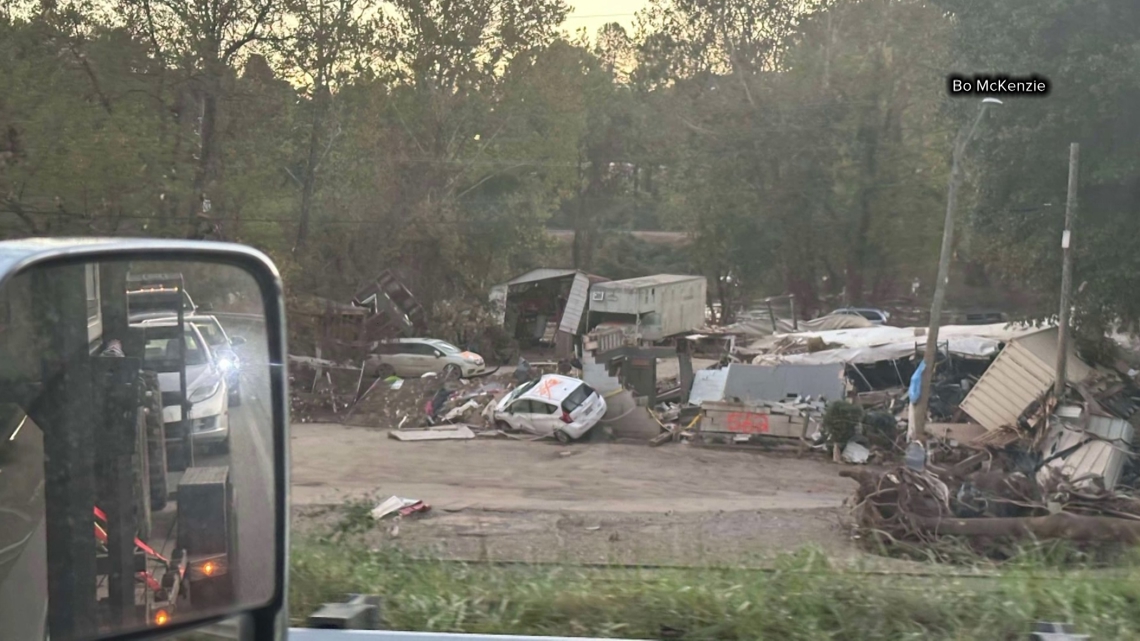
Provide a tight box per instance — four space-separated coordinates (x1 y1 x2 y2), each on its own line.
292 536 1140 639
933 0 1140 330
5 0 1140 335
821 400 863 445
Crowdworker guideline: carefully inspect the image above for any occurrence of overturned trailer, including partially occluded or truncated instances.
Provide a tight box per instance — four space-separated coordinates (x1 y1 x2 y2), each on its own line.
488 269 608 358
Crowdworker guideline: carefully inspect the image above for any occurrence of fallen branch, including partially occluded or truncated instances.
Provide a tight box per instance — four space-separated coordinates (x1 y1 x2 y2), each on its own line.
911 512 1140 543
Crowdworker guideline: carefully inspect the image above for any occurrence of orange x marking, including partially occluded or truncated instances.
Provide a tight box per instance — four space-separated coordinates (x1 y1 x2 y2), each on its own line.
535 378 559 398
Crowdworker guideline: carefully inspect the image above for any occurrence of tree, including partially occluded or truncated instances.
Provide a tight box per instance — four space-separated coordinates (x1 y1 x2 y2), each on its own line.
118 0 283 235
933 0 1140 333
276 0 374 251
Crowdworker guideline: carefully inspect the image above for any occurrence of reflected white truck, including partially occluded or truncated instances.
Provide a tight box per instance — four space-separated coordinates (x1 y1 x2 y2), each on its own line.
488 374 606 443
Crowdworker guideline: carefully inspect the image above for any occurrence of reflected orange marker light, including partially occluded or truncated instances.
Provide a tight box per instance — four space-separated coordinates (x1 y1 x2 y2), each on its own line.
154 609 170 626
202 561 216 576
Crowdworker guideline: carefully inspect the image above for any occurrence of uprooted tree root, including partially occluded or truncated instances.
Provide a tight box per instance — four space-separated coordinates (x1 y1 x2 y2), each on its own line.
841 466 1140 562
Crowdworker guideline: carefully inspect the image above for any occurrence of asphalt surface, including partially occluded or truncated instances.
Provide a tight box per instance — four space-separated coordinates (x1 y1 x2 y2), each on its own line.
195 317 277 608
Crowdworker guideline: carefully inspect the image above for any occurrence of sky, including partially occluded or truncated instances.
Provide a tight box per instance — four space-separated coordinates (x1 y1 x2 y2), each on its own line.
563 0 648 39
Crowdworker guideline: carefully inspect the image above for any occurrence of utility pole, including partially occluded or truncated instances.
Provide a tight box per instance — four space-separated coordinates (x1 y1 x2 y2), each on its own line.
912 98 1002 441
1054 143 1080 398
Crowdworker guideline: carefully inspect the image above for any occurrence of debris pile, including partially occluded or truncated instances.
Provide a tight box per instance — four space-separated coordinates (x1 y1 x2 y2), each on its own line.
841 380 1140 556
346 375 508 430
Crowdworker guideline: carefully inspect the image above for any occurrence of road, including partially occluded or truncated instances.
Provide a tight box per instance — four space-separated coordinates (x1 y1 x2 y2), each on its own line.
195 316 277 607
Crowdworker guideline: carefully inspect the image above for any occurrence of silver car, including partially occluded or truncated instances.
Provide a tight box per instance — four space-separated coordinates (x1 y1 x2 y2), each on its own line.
366 338 486 378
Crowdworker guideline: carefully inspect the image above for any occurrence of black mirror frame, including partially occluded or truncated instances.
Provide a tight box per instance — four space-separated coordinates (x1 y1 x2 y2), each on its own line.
0 238 289 641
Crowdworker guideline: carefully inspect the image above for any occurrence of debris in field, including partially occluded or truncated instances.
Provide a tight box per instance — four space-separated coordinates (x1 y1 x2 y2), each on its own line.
389 425 476 441
1038 408 1133 491
441 399 481 422
841 441 870 464
371 496 430 520
390 378 404 390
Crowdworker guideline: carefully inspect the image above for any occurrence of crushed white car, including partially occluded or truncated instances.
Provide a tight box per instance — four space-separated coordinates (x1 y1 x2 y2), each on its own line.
489 374 606 443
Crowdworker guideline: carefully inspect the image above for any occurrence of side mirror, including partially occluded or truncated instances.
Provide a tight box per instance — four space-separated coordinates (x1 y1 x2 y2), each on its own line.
230 335 247 347
434 350 443 358
0 239 287 641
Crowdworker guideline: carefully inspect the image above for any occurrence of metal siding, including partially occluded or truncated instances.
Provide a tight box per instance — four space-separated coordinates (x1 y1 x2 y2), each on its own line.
1040 415 1133 489
960 329 1092 431
558 273 590 334
591 275 705 316
505 268 578 286
722 363 846 403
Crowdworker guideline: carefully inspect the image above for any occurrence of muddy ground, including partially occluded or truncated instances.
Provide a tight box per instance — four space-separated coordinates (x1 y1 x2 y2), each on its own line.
291 422 866 566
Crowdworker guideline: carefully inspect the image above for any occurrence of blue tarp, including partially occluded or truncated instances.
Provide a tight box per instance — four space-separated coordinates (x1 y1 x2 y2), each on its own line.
909 359 926 404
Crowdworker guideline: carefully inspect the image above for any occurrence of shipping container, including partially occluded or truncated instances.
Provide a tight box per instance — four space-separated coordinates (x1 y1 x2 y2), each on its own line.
587 274 707 341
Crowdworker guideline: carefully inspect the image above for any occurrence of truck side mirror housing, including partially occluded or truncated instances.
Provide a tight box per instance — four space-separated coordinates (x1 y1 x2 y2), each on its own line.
230 335 247 347
0 239 288 641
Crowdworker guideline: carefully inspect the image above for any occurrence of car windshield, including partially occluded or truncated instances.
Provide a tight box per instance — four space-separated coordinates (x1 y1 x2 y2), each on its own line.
194 320 228 347
142 329 209 367
428 340 461 354
128 290 194 313
506 379 539 403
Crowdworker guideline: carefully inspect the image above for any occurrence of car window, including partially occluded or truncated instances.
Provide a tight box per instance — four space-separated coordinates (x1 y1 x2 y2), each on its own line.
429 340 461 355
858 310 883 321
561 383 596 413
194 320 228 347
505 379 539 404
511 400 534 413
143 329 208 367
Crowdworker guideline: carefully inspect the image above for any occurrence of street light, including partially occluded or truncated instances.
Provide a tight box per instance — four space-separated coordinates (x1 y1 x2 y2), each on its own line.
911 97 1003 443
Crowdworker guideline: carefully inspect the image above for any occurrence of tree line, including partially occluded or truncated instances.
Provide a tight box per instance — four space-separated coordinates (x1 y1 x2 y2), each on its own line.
3 0 1140 335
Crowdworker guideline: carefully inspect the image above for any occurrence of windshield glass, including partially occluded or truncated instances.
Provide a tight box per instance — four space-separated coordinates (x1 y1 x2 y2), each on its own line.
143 329 208 367
194 320 228 347
427 340 461 354
506 379 539 403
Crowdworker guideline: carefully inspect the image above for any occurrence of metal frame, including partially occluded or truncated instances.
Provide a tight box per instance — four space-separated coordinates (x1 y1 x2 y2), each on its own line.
0 238 289 641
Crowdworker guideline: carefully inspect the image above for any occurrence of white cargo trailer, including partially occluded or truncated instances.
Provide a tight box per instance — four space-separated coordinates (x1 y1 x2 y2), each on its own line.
587 274 707 341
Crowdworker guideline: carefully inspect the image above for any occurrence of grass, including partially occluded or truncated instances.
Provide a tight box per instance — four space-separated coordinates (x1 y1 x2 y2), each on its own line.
290 533 1140 640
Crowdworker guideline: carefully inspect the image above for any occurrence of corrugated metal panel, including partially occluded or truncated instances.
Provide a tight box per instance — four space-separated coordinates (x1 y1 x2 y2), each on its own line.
722 363 846 403
959 328 1092 431
1039 414 1133 489
558 272 590 334
592 274 704 289
505 268 578 286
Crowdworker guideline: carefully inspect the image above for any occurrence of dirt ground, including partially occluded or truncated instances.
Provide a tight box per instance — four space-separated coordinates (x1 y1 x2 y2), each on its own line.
291 422 863 565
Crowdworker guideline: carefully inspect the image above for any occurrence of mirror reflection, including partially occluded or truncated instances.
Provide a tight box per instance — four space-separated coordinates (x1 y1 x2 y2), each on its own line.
0 259 276 641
